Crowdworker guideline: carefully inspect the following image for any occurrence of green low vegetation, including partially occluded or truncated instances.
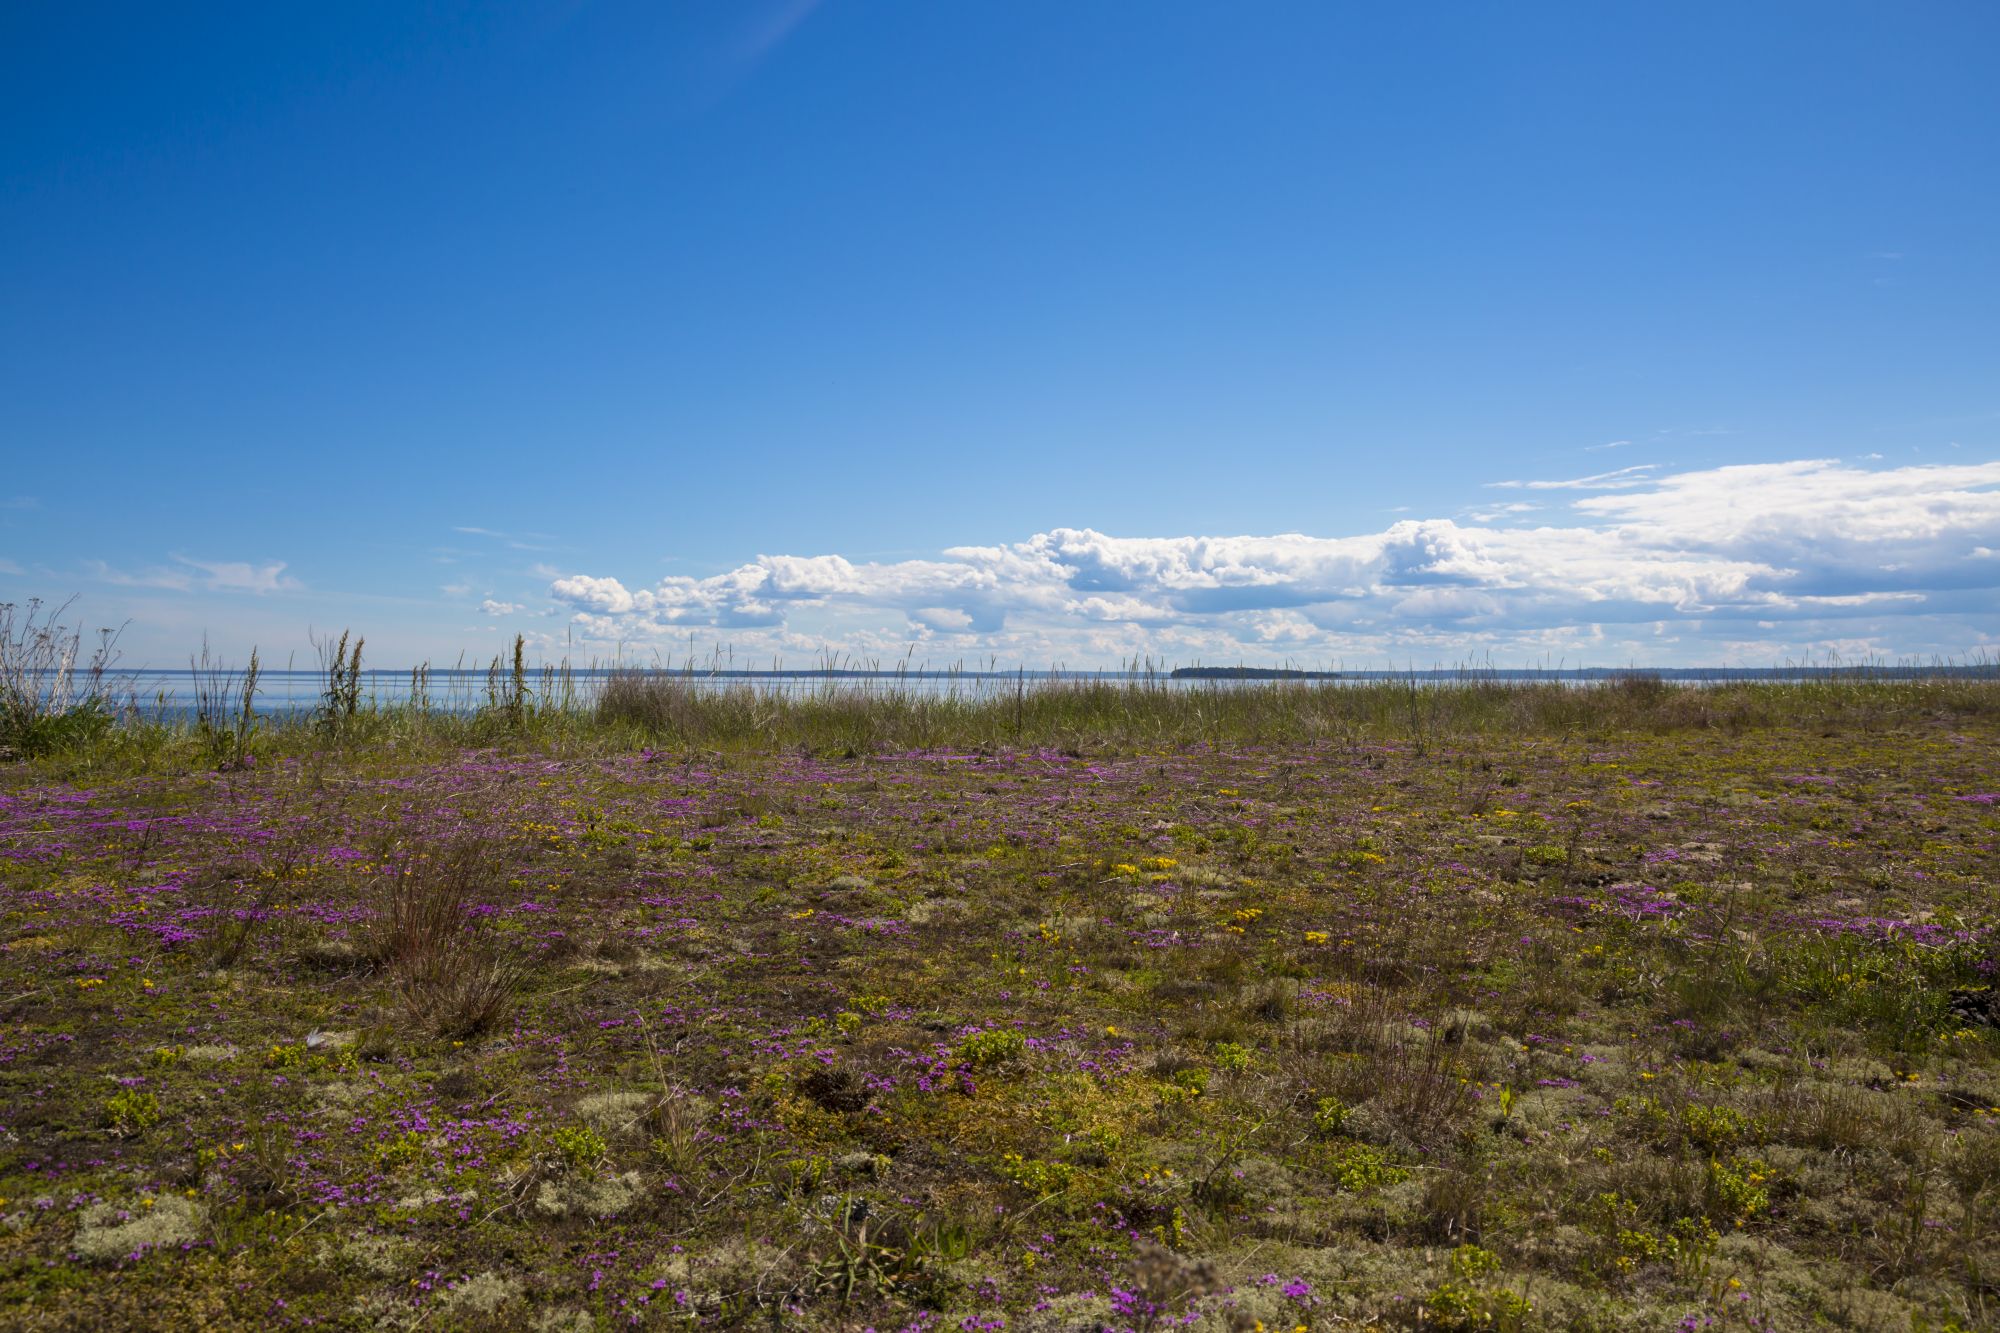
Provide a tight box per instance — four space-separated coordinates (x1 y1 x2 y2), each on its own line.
1 620 1997 1329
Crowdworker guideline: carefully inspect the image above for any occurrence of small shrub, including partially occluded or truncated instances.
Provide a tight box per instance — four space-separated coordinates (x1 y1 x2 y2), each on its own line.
552 1125 608 1172
105 1089 160 1137
957 1027 1027 1068
1325 1141 1409 1193
1681 1102 1751 1153
372 1130 429 1170
1450 1243 1501 1280
1423 1245 1534 1330
264 1043 308 1069
995 1152 1077 1195
1619 1095 1752 1153
1705 1154 1772 1221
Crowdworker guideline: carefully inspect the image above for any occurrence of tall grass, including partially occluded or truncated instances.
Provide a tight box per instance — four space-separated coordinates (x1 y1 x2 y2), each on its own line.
0 598 122 756
313 629 364 732
191 638 259 770
44 664 2000 763
586 661 2000 753
7 604 1999 765
370 839 527 1038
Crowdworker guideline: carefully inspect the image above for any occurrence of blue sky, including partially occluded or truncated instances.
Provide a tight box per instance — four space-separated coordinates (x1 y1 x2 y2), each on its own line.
3 2 1997 668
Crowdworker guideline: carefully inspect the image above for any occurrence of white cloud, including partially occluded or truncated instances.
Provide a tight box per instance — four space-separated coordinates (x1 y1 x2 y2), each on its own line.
545 458 2000 664
172 556 299 594
909 606 974 632
454 524 555 552
548 574 640 614
1463 501 1541 523
83 555 298 594
479 599 526 616
85 559 193 591
1486 464 1659 490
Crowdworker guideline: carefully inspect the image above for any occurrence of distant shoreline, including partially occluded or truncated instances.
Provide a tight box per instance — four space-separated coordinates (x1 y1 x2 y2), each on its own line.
1169 666 1341 680
92 664 2000 681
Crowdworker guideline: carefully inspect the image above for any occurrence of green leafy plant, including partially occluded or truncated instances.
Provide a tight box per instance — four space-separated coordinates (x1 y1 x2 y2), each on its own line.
551 1125 608 1172
105 1089 160 1137
957 1027 1027 1068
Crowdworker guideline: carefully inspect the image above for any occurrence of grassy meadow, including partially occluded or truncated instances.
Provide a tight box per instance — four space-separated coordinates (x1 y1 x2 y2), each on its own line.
2 642 1999 1330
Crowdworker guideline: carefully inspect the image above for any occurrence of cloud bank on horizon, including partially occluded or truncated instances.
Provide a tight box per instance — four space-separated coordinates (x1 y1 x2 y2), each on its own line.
544 459 2000 667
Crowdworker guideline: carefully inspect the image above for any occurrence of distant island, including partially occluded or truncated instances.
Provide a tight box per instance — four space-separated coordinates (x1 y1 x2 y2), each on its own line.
1169 666 1341 680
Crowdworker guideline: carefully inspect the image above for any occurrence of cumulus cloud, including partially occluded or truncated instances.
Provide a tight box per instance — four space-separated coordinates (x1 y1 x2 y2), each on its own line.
479 599 526 616
546 459 2000 663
